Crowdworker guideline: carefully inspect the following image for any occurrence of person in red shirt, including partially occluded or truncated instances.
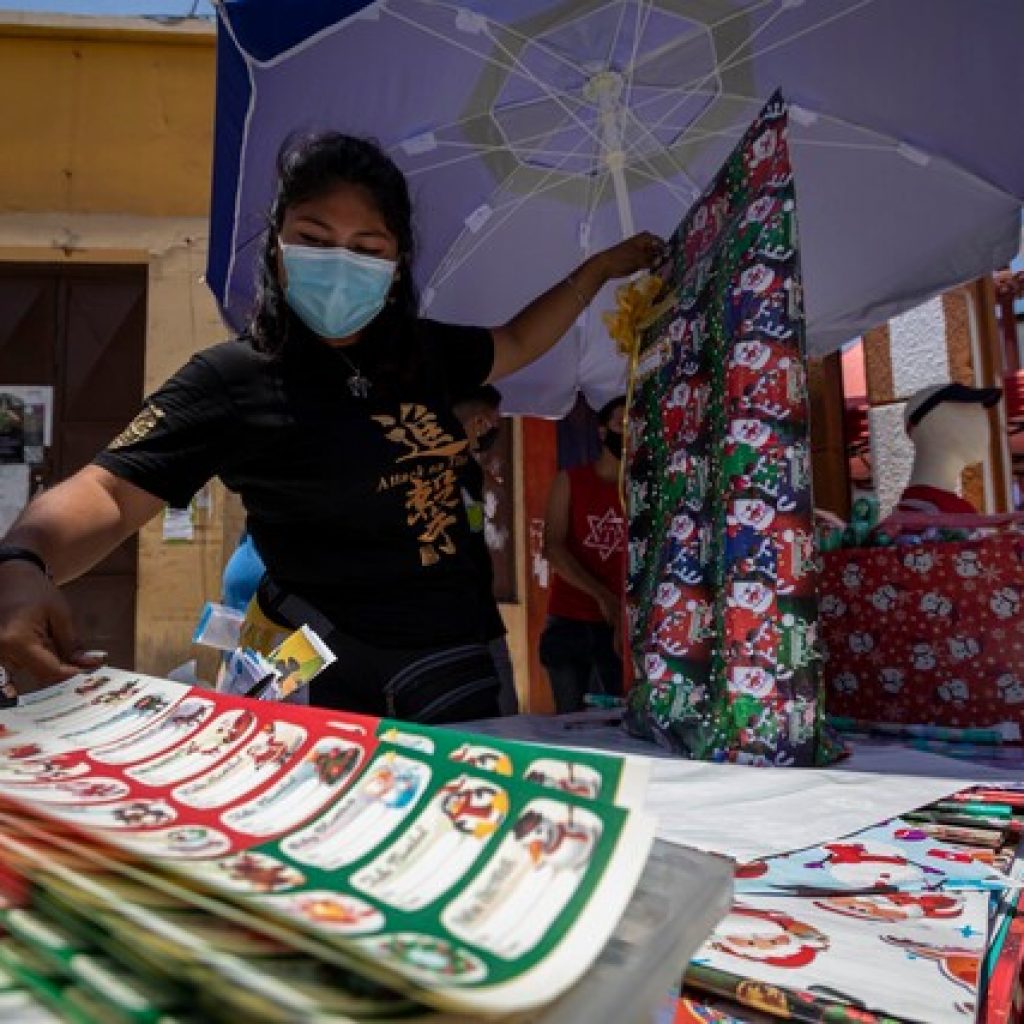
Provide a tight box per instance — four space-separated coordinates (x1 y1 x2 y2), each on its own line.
540 397 626 713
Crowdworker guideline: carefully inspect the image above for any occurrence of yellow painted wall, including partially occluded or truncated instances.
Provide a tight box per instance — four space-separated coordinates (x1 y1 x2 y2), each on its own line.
0 16 215 217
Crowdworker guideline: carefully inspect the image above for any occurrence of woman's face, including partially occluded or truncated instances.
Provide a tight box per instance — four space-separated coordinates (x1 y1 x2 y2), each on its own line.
276 183 400 283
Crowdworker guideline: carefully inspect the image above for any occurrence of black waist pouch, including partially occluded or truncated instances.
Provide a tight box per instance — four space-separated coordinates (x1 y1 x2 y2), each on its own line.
256 576 498 723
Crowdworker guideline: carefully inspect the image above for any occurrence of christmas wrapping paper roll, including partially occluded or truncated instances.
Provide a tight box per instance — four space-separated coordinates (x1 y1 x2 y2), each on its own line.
624 93 837 766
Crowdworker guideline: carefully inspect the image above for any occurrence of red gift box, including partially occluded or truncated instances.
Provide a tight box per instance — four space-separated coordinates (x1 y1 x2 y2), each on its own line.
820 525 1024 730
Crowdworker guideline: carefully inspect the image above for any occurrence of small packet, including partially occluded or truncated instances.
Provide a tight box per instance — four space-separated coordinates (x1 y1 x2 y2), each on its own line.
217 647 277 698
262 625 336 701
192 603 246 651
219 626 335 702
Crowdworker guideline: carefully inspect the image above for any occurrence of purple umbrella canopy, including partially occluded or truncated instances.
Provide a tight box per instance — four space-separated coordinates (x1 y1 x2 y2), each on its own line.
210 0 1024 416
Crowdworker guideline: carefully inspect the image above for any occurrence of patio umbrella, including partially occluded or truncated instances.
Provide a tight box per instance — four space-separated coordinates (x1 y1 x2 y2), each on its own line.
209 0 1024 416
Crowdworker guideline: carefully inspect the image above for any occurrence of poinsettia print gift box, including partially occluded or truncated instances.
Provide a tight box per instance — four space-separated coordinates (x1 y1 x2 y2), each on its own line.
820 533 1024 729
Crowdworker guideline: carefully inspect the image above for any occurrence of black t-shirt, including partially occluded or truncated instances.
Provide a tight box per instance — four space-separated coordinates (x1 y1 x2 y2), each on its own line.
461 456 506 641
94 320 499 648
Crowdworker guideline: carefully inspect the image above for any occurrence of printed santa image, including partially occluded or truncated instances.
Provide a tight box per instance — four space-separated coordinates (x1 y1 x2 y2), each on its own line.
683 193 729 264
743 103 788 183
668 512 712 585
726 579 778 651
723 421 782 493
739 194 782 234
728 664 777 700
512 805 599 872
709 904 829 968
726 344 802 425
806 842 942 890
662 377 711 447
813 892 963 923
725 498 777 566
438 778 509 840
776 528 815 595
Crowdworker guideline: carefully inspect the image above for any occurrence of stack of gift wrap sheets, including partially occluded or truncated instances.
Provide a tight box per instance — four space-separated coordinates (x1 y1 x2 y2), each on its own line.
675 792 1024 1024
0 668 733 1024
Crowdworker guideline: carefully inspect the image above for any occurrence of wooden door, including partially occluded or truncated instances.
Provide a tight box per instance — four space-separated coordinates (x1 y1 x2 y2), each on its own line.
0 264 146 671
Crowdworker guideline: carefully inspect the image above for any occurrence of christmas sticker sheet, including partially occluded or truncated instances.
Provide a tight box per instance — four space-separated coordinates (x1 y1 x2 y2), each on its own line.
0 669 655 1015
689 891 989 1023
623 93 832 766
376 718 650 811
0 818 432 1023
734 819 1009 896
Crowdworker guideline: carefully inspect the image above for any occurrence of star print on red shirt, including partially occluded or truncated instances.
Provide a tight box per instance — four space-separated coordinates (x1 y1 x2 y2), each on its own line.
584 508 626 561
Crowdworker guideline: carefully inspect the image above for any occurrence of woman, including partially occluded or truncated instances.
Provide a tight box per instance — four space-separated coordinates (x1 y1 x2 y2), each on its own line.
0 132 662 722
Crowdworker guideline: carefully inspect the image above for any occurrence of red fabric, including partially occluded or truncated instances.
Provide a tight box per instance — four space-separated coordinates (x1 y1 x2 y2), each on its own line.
820 531 1024 728
896 485 978 515
548 463 626 622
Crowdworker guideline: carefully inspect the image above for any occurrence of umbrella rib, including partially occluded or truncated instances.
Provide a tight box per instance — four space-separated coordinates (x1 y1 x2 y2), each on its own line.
623 0 655 113
478 23 607 151
413 139 602 160
581 110 614 257
390 90 600 163
428 171 591 293
426 133 598 295
400 105 595 179
381 4 589 120
606 0 632 70
623 1 788 157
620 105 701 198
625 0 880 153
625 163 695 205
623 0 775 78
384 5 604 151
708 0 882 84
631 96 1021 203
425 0 595 78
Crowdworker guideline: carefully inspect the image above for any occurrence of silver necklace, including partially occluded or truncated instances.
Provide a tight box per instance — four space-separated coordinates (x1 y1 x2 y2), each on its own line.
337 349 371 398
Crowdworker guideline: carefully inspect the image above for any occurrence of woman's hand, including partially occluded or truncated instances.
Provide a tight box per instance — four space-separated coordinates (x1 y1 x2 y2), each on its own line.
0 562 102 691
489 230 666 383
594 232 666 281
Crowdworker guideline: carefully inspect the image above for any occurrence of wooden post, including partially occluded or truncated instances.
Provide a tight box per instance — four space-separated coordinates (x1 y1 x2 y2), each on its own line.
520 417 559 713
807 352 851 519
966 277 1012 513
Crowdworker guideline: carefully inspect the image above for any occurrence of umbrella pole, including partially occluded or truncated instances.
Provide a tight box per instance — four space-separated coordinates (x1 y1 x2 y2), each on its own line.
588 70 635 240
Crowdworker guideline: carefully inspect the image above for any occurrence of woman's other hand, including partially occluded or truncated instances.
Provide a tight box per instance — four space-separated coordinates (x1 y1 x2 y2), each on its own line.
0 562 103 691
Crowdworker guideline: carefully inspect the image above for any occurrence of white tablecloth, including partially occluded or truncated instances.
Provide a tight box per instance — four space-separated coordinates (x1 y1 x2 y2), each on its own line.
464 712 1024 863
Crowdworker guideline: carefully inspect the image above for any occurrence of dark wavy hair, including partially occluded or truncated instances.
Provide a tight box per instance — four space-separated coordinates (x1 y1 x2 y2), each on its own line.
247 132 420 382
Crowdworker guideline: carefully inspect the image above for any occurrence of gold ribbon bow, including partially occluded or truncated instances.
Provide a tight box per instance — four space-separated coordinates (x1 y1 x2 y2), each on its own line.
601 274 665 357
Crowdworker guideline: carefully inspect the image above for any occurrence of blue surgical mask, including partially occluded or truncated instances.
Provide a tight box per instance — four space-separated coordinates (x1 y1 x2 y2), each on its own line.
281 244 397 339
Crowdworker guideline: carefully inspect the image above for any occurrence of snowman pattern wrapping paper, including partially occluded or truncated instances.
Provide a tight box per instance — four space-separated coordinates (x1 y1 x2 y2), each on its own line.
624 94 835 766
821 530 1024 730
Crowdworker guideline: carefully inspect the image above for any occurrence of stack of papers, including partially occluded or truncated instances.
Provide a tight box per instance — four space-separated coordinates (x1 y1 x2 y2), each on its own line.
0 669 732 1023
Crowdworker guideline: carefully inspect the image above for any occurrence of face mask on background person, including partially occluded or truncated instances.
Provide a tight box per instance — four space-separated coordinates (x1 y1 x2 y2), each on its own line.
281 244 396 339
603 431 623 460
474 425 500 454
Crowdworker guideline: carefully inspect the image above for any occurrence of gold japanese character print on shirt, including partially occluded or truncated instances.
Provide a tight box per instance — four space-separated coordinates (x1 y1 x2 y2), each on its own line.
373 404 469 566
108 404 166 450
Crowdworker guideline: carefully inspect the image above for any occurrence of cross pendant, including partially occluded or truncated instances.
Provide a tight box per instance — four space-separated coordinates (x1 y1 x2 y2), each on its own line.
347 373 370 398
